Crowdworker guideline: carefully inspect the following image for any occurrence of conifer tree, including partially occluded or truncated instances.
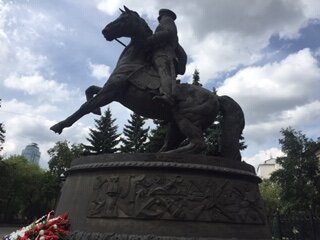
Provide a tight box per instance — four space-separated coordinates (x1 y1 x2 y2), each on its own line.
205 86 246 155
145 120 167 153
0 100 5 154
205 117 222 156
192 69 202 86
84 108 120 154
120 113 149 153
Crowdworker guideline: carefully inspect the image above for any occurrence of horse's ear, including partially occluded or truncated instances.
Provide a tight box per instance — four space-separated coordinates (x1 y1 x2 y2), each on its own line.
119 8 125 13
124 5 131 13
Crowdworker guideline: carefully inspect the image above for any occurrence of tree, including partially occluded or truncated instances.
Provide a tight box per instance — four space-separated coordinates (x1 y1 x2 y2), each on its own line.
270 127 320 214
205 86 246 156
259 180 282 223
239 134 247 151
0 155 46 222
192 69 202 86
120 113 149 153
145 120 167 153
84 108 120 154
205 117 222 156
48 140 83 178
47 141 84 213
0 99 5 155
205 117 247 156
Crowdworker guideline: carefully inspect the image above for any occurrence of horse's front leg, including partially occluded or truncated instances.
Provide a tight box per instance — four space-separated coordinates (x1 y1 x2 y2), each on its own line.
85 85 102 115
50 83 119 134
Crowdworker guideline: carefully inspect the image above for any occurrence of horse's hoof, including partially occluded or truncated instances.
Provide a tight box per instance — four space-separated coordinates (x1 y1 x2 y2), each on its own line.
50 123 63 134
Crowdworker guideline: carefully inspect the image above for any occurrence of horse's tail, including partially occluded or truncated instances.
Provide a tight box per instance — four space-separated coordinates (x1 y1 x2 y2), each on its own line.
217 95 245 161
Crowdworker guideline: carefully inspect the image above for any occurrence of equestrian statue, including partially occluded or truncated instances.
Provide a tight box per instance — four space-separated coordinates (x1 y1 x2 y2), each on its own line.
50 6 245 161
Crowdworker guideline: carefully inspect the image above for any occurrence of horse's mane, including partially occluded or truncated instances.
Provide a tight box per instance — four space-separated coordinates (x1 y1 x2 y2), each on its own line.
130 10 153 37
139 18 153 36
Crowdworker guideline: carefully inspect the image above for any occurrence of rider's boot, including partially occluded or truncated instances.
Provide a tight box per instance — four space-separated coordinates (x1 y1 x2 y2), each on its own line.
152 93 174 105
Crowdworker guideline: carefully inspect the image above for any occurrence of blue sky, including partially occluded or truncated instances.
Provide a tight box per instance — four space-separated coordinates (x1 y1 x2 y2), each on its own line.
1 0 320 169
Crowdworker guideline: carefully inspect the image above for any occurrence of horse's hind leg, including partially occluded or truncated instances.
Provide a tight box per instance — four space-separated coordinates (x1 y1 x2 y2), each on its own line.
159 122 185 152
165 113 206 153
85 85 102 115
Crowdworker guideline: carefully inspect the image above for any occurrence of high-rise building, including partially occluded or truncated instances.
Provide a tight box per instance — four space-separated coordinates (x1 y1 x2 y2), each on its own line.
22 143 41 165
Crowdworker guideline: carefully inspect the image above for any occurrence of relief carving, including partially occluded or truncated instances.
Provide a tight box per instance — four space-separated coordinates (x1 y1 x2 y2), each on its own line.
87 174 264 224
69 231 198 240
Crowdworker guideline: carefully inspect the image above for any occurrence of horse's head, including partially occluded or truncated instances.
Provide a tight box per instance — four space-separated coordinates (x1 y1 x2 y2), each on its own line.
102 6 152 42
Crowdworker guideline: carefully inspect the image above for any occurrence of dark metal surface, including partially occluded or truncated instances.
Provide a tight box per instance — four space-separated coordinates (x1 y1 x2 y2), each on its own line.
55 154 271 239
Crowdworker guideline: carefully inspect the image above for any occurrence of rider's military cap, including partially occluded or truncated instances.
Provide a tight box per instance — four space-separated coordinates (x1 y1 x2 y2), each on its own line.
158 9 177 21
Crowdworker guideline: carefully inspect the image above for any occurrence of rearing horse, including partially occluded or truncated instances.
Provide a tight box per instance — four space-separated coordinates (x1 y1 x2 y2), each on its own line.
50 6 245 159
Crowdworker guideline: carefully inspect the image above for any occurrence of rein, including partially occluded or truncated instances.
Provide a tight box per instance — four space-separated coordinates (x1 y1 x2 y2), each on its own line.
115 38 127 47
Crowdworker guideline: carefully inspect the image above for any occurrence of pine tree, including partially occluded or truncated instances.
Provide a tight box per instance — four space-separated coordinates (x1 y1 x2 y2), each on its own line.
205 116 247 156
192 69 202 86
205 117 222 156
84 108 120 154
120 113 149 153
239 134 247 151
145 120 167 153
0 100 5 154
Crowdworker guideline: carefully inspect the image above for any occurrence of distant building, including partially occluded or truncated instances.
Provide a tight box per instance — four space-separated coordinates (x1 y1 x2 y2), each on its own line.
314 145 320 169
257 158 281 180
315 148 320 162
22 143 41 165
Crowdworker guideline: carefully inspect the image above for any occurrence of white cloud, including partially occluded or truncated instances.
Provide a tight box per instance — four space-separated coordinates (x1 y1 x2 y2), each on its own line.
183 32 262 82
301 0 320 20
94 0 315 83
1 99 90 168
96 0 158 19
88 61 111 80
4 73 73 103
219 49 320 123
0 0 10 68
97 0 122 16
177 0 309 82
14 47 48 75
218 49 320 146
245 100 320 144
3 99 58 115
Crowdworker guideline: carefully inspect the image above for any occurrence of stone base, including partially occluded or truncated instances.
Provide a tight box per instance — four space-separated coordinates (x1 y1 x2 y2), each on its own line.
55 153 271 240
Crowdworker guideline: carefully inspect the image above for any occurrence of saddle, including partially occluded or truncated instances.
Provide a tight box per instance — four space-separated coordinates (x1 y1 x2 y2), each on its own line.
127 64 161 91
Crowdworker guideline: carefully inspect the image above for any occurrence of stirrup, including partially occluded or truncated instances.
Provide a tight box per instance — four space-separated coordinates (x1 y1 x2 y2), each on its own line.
152 94 174 105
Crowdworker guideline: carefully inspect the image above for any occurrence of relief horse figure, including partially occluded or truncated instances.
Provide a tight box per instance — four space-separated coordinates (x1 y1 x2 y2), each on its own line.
50 6 244 160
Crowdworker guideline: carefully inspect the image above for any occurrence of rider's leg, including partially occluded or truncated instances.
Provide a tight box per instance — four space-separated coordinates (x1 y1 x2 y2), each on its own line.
153 55 174 105
85 85 102 115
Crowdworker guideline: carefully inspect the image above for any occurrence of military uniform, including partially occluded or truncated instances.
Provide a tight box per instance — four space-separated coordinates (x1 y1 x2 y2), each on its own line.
147 9 186 105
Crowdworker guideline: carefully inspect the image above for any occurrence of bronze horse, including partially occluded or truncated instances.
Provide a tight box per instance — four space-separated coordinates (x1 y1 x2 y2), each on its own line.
50 6 244 159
